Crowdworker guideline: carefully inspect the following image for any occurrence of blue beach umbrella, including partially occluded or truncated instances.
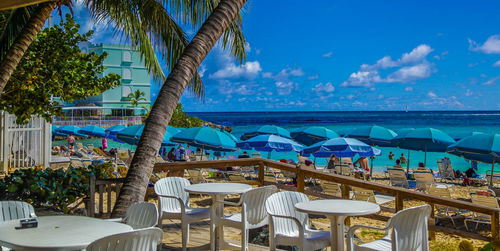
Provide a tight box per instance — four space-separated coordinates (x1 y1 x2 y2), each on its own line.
117 125 176 146
105 125 126 143
290 126 339 146
78 125 106 138
221 130 239 143
447 134 500 185
171 126 237 152
301 137 380 158
237 134 304 158
56 125 88 137
345 125 397 147
51 125 67 137
391 128 455 165
449 131 484 141
240 125 291 140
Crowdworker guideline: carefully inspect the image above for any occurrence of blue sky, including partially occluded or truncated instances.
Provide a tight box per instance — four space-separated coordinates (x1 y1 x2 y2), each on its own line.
68 0 500 111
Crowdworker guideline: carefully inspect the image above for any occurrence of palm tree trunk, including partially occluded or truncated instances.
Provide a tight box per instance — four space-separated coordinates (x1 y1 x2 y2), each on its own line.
111 0 247 217
0 2 54 94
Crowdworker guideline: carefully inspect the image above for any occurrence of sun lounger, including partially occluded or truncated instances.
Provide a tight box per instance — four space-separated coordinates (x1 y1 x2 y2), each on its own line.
486 172 500 189
186 169 207 184
351 186 395 205
335 164 353 176
319 180 342 197
251 152 262 158
264 171 279 183
117 150 131 163
465 192 500 231
438 160 455 181
387 168 409 188
428 186 466 228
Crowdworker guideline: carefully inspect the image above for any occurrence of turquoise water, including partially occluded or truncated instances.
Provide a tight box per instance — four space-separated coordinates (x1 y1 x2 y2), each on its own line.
54 111 500 175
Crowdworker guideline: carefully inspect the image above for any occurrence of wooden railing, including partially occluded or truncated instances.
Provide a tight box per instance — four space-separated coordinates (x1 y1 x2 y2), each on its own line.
154 158 500 241
87 175 125 218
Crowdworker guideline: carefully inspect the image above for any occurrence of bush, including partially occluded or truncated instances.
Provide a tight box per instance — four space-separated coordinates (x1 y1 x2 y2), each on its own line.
0 162 114 212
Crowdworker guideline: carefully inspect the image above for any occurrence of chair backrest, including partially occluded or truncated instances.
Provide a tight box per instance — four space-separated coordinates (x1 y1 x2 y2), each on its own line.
335 164 352 176
414 171 434 191
251 152 262 158
427 186 453 212
0 201 35 222
320 181 342 197
264 172 277 183
386 205 431 251
228 171 247 182
471 193 499 209
117 150 131 161
486 173 500 185
186 169 206 184
86 227 163 251
154 177 191 213
126 202 158 229
241 185 277 225
352 187 376 203
265 191 309 236
388 169 408 188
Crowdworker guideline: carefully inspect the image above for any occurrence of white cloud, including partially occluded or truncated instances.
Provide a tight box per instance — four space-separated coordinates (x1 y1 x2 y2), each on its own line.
369 87 376 91
483 76 500 85
238 97 247 102
405 86 414 92
469 35 500 54
263 67 304 81
347 94 355 100
244 42 251 52
465 89 473 96
275 81 295 95
427 91 438 98
493 60 500 67
341 44 434 87
198 64 207 78
308 74 319 80
209 61 262 79
322 51 333 58
312 82 335 93
377 94 384 99
352 101 367 106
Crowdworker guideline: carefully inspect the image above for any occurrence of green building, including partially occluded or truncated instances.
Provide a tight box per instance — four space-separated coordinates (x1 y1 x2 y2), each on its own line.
62 42 151 118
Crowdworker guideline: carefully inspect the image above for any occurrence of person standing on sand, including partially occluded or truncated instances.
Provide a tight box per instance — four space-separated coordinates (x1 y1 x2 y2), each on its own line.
67 134 75 151
101 137 108 151
400 153 407 165
389 152 394 160
167 148 175 161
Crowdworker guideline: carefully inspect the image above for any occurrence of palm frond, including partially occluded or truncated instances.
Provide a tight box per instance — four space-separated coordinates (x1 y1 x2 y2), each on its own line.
0 5 37 62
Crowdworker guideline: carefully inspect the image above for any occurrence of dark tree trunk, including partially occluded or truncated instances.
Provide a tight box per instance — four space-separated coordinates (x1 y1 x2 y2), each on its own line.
111 0 247 217
0 2 54 94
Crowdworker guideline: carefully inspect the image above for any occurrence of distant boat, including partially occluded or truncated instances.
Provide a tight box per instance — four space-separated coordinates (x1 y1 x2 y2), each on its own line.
405 105 408 112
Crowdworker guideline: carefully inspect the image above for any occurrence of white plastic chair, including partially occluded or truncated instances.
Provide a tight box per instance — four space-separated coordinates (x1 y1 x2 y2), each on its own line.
107 202 158 230
347 205 431 251
217 185 278 250
0 201 35 222
265 191 330 251
86 227 163 251
154 177 209 251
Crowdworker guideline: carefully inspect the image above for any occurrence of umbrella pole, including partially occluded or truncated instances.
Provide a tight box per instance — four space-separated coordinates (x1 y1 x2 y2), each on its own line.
491 157 495 187
370 157 374 178
268 151 271 160
407 150 410 173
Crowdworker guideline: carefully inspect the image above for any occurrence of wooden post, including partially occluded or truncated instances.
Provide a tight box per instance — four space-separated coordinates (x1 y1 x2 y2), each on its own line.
296 164 305 193
258 162 265 186
429 204 436 240
395 192 404 212
492 211 499 239
98 184 104 217
343 185 351 226
88 175 96 217
107 184 112 213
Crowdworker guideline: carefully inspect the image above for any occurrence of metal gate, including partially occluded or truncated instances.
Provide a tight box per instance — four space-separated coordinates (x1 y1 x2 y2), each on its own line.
0 112 51 173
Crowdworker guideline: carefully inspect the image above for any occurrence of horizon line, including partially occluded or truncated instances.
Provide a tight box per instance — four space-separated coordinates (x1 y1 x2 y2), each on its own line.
186 110 500 113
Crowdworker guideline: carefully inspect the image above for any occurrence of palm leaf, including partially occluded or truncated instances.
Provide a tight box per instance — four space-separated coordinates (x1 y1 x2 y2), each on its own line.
0 5 37 62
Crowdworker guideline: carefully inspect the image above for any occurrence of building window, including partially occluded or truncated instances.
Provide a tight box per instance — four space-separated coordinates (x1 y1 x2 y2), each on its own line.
122 86 132 97
123 51 132 62
122 68 132 80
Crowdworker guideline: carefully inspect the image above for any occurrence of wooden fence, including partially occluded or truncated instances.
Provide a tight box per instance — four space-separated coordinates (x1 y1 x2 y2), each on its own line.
153 158 500 241
87 175 125 218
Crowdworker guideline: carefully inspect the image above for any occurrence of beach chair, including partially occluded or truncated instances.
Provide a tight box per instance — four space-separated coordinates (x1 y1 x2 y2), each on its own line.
81 157 92 167
335 164 353 176
154 177 210 251
218 186 278 250
319 180 342 197
486 172 500 189
70 157 85 168
107 202 158 230
387 168 409 188
347 205 431 251
251 152 262 158
227 171 248 182
264 171 279 184
93 147 111 157
465 192 500 231
0 201 36 222
438 160 455 181
352 187 377 204
186 169 207 184
428 186 466 228
265 191 331 250
86 227 163 251
414 170 435 191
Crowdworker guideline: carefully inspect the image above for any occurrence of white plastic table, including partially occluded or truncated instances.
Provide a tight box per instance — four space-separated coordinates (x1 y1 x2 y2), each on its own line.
295 199 380 251
185 182 252 250
0 215 133 250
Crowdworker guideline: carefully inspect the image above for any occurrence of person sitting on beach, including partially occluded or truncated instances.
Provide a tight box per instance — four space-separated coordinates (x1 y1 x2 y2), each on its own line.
354 157 370 172
175 145 187 161
417 162 431 172
389 152 394 160
400 153 407 165
238 151 251 158
327 154 340 170
167 148 175 161
394 159 402 168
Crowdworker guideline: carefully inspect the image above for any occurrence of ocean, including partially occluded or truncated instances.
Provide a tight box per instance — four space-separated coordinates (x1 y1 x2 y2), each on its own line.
54 111 500 174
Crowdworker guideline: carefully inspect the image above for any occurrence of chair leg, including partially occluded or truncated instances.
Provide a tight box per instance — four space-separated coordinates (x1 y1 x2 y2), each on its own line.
182 223 188 251
241 228 248 251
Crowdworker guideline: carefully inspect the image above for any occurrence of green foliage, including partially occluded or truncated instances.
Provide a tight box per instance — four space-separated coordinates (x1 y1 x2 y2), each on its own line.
169 103 204 128
459 240 475 251
128 90 146 107
480 240 500 251
0 162 114 212
0 14 120 124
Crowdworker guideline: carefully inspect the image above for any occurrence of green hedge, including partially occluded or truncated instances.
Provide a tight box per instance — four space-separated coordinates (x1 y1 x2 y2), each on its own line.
0 162 114 212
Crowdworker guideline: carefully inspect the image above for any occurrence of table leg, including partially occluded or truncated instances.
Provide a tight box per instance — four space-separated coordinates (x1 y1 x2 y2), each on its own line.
329 215 346 251
209 194 226 251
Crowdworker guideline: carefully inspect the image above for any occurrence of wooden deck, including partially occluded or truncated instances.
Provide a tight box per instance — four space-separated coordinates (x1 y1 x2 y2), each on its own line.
159 219 277 251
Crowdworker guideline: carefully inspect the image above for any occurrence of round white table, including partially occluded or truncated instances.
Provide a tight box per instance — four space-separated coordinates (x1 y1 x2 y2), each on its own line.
185 183 252 250
0 215 133 251
295 199 380 251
